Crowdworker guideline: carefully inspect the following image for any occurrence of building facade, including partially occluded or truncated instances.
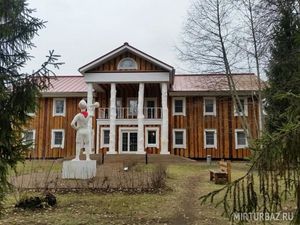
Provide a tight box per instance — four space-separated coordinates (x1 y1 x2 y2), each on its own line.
25 43 261 159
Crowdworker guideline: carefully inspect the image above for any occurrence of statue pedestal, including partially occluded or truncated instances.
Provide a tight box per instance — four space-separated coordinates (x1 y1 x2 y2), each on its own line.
62 160 96 179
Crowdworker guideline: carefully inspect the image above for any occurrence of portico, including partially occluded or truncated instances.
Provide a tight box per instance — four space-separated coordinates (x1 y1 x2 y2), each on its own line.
79 42 174 155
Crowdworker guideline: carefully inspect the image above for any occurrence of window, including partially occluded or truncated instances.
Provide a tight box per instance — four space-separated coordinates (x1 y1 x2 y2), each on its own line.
145 127 159 148
116 98 123 118
235 129 248 149
145 98 157 119
173 129 186 148
172 97 186 116
53 98 66 116
101 128 110 148
51 129 65 148
127 98 138 117
27 107 36 117
117 57 138 70
204 129 217 148
234 97 248 116
23 129 36 149
204 97 216 116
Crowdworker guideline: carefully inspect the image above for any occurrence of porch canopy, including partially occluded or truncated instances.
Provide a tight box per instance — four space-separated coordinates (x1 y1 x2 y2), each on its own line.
78 42 175 155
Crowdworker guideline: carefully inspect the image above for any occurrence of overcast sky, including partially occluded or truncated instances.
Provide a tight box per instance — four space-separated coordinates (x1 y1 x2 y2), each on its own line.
26 0 192 75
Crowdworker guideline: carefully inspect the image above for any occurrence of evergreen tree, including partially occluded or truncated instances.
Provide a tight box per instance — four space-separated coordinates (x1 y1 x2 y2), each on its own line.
265 0 300 131
0 0 61 213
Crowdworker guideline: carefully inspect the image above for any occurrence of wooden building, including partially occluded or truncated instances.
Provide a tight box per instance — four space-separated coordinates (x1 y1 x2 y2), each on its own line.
24 43 261 159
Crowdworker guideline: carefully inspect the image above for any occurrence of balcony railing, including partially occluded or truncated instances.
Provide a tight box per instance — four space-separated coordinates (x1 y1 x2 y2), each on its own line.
98 107 162 119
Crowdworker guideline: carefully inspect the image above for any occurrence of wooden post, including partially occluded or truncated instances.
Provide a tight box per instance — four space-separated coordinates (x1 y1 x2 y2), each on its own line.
227 160 232 183
102 150 105 164
145 152 148 164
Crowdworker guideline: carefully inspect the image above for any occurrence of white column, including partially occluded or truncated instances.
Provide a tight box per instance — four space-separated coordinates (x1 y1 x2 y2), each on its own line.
161 83 169 154
87 83 94 154
137 83 145 154
108 83 117 154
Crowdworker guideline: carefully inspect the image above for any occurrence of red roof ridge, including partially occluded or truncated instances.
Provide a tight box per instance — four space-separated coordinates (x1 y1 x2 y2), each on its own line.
49 75 84 78
174 73 256 76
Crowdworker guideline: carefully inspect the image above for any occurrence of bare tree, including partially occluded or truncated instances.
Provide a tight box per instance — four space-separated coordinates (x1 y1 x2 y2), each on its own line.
178 0 251 138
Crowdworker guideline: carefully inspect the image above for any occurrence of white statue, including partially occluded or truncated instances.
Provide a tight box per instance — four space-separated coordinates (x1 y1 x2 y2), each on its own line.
71 99 99 161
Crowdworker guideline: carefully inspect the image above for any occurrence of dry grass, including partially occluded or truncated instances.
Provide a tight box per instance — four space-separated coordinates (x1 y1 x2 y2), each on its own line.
0 160 295 225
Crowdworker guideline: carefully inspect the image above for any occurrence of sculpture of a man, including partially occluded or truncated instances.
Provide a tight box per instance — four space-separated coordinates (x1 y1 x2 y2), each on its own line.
71 99 99 161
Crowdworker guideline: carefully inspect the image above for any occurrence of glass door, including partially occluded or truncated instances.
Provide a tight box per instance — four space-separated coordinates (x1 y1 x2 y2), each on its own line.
146 100 156 118
121 131 138 152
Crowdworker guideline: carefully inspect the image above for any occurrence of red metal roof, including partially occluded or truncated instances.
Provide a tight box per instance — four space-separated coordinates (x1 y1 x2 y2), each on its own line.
43 76 87 93
172 73 261 92
42 73 261 94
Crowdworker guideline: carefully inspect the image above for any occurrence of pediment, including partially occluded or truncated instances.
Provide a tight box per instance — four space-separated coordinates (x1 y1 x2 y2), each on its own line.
79 43 174 74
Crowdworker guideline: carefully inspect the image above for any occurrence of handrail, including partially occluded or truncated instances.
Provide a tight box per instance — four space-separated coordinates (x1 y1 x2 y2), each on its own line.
98 107 162 119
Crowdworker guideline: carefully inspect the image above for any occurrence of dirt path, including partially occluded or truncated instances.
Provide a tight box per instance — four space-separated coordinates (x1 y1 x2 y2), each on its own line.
167 174 202 225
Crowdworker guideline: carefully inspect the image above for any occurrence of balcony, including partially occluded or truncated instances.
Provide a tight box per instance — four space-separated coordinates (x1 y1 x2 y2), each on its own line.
98 107 162 119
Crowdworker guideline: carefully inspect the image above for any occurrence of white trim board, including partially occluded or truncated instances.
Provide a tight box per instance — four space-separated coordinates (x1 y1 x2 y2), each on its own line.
83 72 170 83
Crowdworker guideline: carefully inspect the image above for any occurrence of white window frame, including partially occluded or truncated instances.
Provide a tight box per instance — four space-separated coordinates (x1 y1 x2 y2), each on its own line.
53 98 66 117
204 129 217 148
235 129 248 149
51 129 65 149
23 129 36 149
203 97 216 116
173 129 186 149
234 97 248 117
100 127 110 148
172 97 186 116
145 127 159 148
117 57 138 70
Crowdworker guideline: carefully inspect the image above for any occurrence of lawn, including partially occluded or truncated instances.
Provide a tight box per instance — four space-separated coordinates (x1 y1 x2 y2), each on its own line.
0 160 295 225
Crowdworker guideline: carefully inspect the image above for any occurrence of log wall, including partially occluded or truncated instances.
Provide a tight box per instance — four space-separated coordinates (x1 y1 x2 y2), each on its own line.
169 96 259 159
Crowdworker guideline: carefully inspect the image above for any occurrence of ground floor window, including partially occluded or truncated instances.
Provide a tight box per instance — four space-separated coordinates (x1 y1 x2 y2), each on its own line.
51 129 65 149
235 129 248 149
23 129 36 149
145 127 159 148
173 129 186 148
204 129 217 148
100 128 110 148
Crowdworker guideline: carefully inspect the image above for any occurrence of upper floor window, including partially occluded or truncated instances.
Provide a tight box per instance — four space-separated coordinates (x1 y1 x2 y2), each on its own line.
204 97 216 116
172 97 186 116
53 98 66 117
117 57 138 70
234 97 248 117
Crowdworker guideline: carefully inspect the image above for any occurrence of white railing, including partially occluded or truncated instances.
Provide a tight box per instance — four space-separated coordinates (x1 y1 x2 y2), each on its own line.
98 107 162 119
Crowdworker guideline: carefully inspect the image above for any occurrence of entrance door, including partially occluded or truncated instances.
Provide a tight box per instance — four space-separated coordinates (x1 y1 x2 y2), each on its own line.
121 130 138 152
